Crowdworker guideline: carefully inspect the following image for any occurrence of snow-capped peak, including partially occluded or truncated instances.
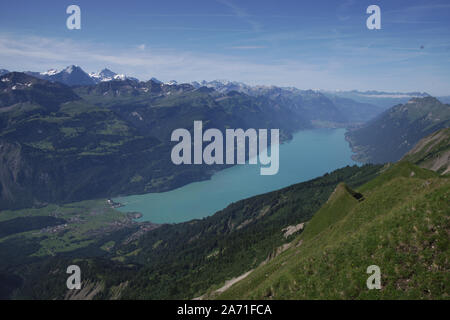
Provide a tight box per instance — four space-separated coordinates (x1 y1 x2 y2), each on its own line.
192 79 250 93
40 69 58 76
98 68 116 78
62 65 80 74
113 74 127 81
90 68 114 81
89 68 137 83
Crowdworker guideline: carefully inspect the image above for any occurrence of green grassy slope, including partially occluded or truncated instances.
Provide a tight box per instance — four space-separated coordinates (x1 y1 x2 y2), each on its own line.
0 199 142 268
402 128 450 175
217 162 449 299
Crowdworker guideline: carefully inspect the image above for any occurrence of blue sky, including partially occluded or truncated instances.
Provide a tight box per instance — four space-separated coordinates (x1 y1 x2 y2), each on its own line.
1 0 450 95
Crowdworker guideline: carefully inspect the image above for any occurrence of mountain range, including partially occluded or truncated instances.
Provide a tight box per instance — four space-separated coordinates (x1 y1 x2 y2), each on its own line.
0 71 306 209
89 68 138 83
2 65 439 112
191 80 384 125
23 65 139 87
323 89 430 109
0 68 449 210
191 79 431 110
0 65 440 120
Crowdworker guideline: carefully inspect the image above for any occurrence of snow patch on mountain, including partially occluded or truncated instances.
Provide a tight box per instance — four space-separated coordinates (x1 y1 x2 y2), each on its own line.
89 68 135 83
41 69 58 76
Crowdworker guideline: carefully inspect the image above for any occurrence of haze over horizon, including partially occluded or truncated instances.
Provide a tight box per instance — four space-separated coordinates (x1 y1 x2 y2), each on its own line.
1 0 450 95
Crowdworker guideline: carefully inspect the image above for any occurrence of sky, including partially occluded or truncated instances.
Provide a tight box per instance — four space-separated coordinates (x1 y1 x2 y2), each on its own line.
0 0 450 95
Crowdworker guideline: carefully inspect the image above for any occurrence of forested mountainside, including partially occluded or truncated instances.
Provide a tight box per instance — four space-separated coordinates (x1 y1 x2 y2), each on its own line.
2 164 381 299
0 70 392 210
2 127 448 300
0 72 306 210
2 70 448 300
346 97 450 164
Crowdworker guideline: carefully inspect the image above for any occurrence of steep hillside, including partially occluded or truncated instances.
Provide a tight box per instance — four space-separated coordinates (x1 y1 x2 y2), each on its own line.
9 164 381 299
346 97 450 163
5 128 449 300
402 128 450 175
216 162 449 299
0 72 79 112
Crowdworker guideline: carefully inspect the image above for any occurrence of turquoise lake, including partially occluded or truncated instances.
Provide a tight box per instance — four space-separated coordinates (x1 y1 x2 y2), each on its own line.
114 128 358 223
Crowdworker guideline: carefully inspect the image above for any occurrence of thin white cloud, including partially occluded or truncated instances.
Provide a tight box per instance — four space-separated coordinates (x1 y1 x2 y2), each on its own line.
0 33 326 86
0 33 449 95
227 45 267 49
217 0 262 32
336 0 356 22
385 2 450 25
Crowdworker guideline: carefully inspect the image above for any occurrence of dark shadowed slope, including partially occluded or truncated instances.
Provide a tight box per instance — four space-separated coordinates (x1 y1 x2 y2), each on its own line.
346 97 450 163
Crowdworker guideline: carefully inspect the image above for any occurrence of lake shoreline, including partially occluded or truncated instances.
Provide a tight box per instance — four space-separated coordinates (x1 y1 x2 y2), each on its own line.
115 128 358 224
